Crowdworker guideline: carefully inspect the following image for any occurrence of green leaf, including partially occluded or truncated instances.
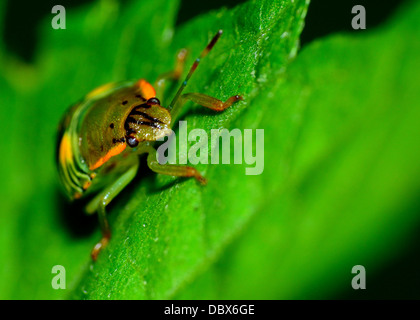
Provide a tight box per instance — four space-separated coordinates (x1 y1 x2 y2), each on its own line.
0 0 308 299
1 0 419 300
176 1 420 299
69 0 310 300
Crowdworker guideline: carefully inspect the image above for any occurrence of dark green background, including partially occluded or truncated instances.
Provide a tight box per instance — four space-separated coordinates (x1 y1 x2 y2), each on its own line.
3 0 405 61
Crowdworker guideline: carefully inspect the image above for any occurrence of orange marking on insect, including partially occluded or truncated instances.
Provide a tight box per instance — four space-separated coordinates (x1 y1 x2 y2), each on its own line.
136 79 156 100
86 83 115 100
89 143 127 170
59 133 73 167
83 180 91 190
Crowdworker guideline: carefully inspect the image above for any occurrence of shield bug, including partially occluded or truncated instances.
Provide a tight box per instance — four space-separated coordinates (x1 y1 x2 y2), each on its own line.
56 30 243 260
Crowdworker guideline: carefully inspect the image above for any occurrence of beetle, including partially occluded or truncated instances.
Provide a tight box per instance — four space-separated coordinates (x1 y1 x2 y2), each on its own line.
56 30 243 260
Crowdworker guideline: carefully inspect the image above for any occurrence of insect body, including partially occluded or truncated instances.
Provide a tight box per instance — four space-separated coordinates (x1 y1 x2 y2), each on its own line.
56 30 242 260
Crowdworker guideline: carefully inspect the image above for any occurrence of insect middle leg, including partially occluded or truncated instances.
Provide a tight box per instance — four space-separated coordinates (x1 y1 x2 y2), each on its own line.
145 146 206 185
85 158 140 260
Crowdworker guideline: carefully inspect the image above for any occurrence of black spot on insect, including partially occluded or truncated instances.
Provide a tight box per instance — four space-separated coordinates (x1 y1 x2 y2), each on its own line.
122 100 128 105
100 145 104 152
135 95 146 101
109 123 115 129
112 137 126 144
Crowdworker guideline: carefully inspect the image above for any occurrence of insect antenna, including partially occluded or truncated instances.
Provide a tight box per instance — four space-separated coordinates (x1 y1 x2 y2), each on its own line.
167 29 223 111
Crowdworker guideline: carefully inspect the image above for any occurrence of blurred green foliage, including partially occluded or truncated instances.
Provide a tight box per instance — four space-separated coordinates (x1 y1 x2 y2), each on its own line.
0 0 419 299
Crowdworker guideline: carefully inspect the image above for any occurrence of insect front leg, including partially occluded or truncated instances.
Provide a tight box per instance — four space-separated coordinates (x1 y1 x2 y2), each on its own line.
154 49 188 101
90 203 110 261
170 92 243 124
86 158 139 261
145 146 207 185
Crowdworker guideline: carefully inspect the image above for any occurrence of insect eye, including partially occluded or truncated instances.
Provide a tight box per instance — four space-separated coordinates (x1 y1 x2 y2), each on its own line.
147 97 160 106
127 136 139 148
